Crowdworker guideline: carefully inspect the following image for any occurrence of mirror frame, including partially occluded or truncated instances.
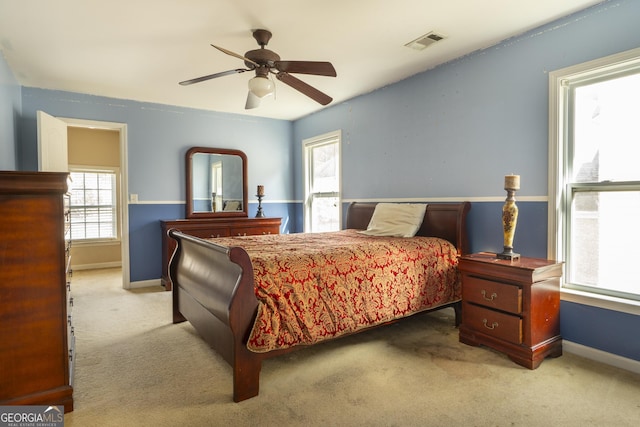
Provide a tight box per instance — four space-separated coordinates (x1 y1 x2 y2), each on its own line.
185 146 248 219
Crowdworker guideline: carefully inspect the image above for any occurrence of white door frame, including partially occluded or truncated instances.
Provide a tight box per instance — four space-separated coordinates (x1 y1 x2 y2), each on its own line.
60 117 130 289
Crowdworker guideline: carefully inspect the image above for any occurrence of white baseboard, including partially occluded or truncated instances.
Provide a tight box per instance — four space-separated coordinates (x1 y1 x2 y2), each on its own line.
128 278 163 289
563 340 640 375
71 262 122 271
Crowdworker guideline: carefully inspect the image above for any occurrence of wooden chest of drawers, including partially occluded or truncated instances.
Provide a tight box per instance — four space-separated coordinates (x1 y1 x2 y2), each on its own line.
160 217 282 290
458 252 563 369
0 172 74 412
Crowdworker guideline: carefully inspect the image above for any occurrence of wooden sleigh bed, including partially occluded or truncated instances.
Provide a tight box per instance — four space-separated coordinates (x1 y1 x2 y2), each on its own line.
168 201 470 402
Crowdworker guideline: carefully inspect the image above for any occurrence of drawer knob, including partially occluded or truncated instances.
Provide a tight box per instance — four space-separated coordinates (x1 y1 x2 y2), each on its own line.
481 290 497 301
482 318 498 330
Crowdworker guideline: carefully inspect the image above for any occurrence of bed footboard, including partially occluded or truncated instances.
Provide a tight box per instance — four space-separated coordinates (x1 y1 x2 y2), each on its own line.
168 230 262 402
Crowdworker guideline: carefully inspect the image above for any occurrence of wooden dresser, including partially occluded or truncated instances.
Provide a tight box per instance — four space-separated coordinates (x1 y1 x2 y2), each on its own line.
0 171 74 412
160 217 282 290
458 252 563 369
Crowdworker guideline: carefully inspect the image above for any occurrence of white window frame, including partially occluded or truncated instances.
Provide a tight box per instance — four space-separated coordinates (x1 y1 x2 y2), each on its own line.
548 47 640 315
69 166 121 245
211 161 222 212
303 130 342 233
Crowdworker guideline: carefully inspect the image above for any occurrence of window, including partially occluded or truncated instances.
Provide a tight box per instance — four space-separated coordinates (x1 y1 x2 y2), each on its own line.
549 48 640 303
211 161 222 212
69 169 118 241
303 131 341 233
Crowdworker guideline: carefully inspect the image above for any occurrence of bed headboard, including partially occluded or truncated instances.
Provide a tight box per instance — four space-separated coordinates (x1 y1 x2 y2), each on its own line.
345 202 471 254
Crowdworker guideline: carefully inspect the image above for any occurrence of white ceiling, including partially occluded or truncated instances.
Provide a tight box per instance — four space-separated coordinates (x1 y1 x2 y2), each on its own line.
0 0 602 121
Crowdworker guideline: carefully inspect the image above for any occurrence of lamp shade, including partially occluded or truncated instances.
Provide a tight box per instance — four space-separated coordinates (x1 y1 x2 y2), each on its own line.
248 76 274 98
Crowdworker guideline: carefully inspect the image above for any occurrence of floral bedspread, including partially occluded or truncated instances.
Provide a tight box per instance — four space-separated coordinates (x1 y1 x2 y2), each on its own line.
209 229 461 353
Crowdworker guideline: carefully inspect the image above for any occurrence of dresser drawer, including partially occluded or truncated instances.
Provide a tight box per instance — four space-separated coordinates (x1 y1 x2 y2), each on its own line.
161 217 282 291
463 303 522 344
188 228 231 239
463 275 522 314
230 225 279 236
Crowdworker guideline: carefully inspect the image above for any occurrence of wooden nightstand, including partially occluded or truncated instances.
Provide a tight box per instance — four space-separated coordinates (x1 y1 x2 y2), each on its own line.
458 252 563 369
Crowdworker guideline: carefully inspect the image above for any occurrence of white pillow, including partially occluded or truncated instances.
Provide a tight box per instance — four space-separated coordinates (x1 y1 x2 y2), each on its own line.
223 200 241 211
358 203 427 237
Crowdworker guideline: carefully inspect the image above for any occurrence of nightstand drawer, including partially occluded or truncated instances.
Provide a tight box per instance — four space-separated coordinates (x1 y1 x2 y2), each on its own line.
463 275 522 314
464 303 522 344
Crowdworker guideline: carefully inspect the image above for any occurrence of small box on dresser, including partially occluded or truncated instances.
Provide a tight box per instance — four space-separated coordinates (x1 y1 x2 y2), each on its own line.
458 252 563 369
0 171 74 412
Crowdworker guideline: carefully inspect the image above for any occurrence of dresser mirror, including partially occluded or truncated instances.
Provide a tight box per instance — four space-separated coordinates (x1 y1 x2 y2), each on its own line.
185 147 248 218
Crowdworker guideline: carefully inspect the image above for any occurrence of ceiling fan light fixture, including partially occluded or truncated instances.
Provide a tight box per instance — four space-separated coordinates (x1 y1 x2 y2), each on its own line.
248 76 274 98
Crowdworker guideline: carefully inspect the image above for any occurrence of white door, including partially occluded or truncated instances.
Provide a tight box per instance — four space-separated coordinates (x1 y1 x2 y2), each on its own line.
40 115 132 290
37 110 68 172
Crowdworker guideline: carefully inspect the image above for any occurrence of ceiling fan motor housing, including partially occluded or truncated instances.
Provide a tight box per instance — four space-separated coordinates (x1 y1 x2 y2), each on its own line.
244 48 280 69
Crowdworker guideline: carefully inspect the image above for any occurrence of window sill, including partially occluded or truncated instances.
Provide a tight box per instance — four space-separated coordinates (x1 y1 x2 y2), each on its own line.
71 239 121 247
561 288 640 316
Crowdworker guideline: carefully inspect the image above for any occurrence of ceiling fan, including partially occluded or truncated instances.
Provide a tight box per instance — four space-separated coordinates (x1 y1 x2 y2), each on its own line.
179 29 337 110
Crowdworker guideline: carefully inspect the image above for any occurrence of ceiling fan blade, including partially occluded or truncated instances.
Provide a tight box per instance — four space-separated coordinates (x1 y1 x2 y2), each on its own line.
245 91 261 109
275 61 337 77
179 69 249 86
211 44 260 67
276 72 333 105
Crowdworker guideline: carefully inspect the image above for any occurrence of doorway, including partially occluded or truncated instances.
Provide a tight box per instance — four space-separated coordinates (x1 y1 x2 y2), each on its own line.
43 115 130 288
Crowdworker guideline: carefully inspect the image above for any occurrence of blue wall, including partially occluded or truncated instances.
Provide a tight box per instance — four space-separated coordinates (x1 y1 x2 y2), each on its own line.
0 53 20 170
1 1 638 362
293 0 640 362
295 1 640 202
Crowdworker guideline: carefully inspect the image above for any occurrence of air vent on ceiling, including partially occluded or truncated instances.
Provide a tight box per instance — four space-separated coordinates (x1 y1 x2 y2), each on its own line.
404 31 446 51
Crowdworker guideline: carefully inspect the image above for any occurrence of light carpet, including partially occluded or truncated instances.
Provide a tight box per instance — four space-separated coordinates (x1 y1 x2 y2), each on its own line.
64 268 640 427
